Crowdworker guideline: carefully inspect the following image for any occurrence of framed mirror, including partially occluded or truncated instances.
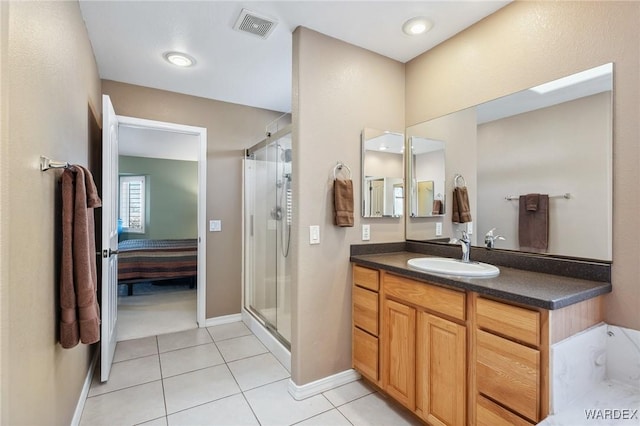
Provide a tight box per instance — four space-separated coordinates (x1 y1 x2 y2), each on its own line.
361 128 404 218
406 63 613 260
409 136 445 217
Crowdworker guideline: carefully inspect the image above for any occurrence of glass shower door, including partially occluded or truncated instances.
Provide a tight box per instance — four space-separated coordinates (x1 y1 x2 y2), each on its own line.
244 127 291 347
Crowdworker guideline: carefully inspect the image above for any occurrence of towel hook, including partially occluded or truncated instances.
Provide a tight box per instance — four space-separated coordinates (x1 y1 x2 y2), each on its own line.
454 174 466 188
333 162 352 180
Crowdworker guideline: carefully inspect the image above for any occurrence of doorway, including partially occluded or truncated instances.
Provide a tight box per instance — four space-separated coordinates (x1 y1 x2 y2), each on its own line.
115 116 207 340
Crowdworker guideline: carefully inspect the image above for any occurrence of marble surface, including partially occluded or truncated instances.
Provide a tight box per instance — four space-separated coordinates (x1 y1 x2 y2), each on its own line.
546 324 640 425
539 380 640 426
350 251 611 309
551 324 608 413
607 326 640 389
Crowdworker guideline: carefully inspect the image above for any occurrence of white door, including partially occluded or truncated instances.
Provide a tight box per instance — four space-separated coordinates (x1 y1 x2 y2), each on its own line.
101 95 119 382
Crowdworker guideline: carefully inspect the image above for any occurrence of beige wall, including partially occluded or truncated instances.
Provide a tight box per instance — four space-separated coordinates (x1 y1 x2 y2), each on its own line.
1 1 102 424
102 81 282 319
292 27 405 385
406 1 640 329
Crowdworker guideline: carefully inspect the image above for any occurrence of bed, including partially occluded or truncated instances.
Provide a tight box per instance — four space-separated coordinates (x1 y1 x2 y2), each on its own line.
117 238 198 295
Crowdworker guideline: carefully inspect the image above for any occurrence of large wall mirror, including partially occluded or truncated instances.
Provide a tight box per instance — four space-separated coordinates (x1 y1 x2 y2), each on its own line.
406 63 613 261
361 128 404 218
409 137 446 217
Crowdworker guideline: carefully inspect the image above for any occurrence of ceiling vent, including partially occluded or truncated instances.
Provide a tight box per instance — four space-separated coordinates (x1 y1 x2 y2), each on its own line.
233 9 278 40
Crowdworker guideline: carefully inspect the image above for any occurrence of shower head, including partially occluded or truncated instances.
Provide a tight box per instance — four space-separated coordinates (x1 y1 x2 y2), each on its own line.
280 148 292 163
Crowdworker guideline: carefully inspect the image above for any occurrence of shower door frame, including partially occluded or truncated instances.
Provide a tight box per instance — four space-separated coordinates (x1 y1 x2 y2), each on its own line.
243 124 292 349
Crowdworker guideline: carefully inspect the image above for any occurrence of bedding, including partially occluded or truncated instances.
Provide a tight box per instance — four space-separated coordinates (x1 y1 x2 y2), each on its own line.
117 238 197 295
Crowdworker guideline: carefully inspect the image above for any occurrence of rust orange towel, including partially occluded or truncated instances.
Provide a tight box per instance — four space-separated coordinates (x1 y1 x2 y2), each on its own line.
334 179 354 227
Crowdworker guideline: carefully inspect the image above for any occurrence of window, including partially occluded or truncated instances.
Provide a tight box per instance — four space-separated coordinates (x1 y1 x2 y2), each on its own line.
119 175 146 233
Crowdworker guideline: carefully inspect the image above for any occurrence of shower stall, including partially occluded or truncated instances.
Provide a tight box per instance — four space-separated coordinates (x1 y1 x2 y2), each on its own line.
243 125 292 348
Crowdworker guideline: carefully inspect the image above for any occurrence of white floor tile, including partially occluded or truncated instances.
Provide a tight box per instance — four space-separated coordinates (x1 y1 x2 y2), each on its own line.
216 334 268 362
338 393 422 426
139 416 168 426
89 355 161 397
167 393 259 426
160 342 225 378
163 364 241 414
113 336 158 362
295 409 352 425
157 327 213 353
117 290 197 341
323 380 375 407
227 352 290 391
80 381 165 426
244 379 333 426
208 321 253 341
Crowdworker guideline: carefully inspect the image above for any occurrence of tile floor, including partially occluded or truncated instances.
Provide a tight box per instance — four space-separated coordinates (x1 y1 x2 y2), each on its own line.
80 321 421 426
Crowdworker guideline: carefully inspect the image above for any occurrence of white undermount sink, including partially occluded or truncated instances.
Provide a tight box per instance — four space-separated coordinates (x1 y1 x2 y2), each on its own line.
407 257 500 278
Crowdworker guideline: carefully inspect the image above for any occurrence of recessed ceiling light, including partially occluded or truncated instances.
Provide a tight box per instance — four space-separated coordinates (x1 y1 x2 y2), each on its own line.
163 51 196 67
402 17 433 36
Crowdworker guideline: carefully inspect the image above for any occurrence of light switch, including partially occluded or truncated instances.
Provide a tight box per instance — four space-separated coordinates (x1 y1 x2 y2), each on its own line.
436 222 443 236
362 224 370 241
209 220 222 232
466 221 473 235
309 225 320 245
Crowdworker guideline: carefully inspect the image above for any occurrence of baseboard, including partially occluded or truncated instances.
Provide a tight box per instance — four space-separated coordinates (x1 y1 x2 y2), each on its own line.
204 313 242 327
71 346 99 426
287 369 361 401
242 309 291 372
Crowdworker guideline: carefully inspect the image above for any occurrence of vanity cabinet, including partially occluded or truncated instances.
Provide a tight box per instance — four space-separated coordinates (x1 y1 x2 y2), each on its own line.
351 262 604 425
381 272 467 425
352 265 380 384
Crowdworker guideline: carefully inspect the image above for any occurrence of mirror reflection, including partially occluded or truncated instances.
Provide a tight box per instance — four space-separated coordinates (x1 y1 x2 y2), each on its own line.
409 136 445 217
406 63 613 260
361 129 404 218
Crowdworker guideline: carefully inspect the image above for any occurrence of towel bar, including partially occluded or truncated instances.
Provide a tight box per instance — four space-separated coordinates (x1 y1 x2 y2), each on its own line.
505 193 571 201
40 156 69 171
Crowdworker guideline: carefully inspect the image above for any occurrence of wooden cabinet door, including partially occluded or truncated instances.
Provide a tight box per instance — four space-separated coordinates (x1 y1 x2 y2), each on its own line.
383 298 416 410
417 312 466 426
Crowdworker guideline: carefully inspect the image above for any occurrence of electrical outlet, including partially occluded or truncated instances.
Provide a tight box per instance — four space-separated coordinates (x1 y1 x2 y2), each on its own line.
362 224 371 241
309 225 320 245
435 222 442 236
466 221 473 235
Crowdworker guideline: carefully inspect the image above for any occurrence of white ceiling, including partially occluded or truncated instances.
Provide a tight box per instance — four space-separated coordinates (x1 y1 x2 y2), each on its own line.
79 1 510 113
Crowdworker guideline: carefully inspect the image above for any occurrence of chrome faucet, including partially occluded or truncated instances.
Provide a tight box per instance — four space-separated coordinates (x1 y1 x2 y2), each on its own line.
460 230 471 263
484 228 505 249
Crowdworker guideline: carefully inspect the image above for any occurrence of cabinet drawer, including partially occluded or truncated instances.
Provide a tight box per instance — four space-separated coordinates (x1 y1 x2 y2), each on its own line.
476 298 540 346
476 330 540 422
353 265 379 291
476 395 534 426
353 286 378 335
384 273 465 321
353 327 378 382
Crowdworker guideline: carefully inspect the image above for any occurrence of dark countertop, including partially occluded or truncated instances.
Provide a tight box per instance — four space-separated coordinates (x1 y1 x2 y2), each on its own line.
350 251 611 310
